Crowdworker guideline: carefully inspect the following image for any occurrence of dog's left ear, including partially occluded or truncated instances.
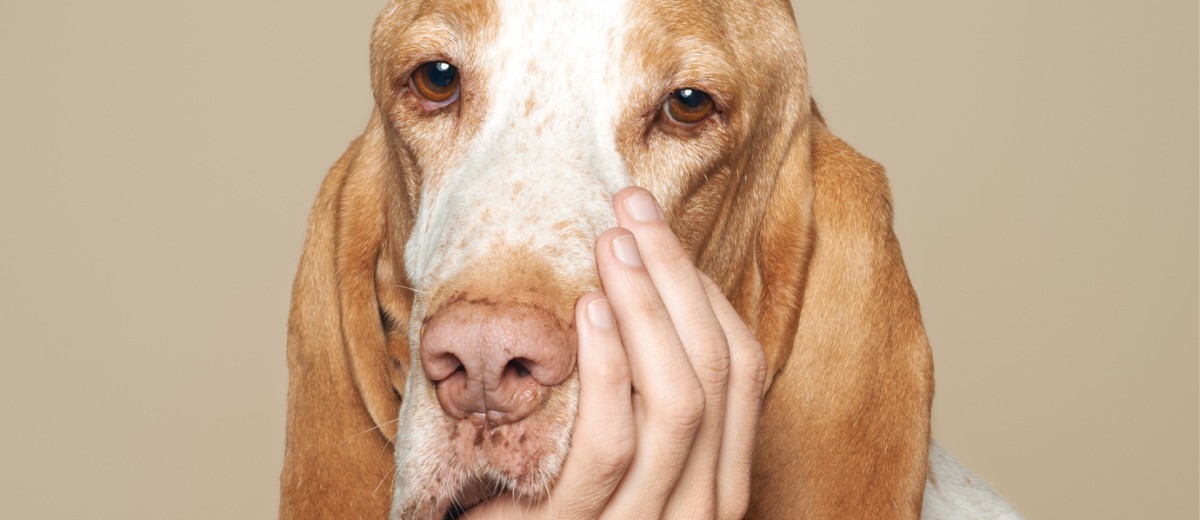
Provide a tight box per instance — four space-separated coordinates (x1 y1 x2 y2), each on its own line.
279 111 412 518
744 102 934 518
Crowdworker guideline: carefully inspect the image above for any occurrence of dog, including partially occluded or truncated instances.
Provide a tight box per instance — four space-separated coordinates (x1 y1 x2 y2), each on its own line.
279 0 1023 518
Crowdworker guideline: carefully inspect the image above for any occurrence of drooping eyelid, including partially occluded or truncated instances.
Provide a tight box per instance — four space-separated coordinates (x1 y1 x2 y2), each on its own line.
371 16 474 107
391 53 460 92
625 26 739 114
639 61 737 125
668 72 734 114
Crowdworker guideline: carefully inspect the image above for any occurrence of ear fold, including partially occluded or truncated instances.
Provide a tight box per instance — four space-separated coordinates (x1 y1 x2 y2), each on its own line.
748 108 934 518
279 111 411 519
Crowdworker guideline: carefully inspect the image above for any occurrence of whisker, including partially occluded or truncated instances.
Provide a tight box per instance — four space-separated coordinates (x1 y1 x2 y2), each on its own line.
372 464 398 496
379 429 399 456
354 416 401 438
523 489 535 517
392 284 428 295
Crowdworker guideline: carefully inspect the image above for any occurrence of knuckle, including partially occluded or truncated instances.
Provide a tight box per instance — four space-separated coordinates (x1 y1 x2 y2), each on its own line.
691 355 734 396
662 383 706 432
734 339 768 392
589 435 635 477
693 346 731 388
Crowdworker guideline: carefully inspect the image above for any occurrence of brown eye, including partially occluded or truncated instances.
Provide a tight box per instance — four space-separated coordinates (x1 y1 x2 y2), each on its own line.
409 61 460 107
664 88 715 125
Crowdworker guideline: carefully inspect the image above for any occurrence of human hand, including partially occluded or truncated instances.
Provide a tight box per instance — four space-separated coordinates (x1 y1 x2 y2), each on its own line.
463 187 767 519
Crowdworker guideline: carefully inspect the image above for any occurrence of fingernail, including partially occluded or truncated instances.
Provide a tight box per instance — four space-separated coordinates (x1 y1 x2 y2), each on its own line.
586 299 615 329
624 192 662 222
612 235 643 267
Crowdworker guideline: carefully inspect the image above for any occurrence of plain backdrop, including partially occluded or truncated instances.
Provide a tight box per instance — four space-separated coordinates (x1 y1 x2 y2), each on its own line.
0 1 1195 518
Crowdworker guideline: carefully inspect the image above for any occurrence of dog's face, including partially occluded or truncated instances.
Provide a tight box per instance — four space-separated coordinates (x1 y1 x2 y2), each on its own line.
368 0 810 516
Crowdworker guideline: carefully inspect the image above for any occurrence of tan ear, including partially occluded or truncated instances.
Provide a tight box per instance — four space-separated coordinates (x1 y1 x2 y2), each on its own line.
279 111 412 519
747 106 934 518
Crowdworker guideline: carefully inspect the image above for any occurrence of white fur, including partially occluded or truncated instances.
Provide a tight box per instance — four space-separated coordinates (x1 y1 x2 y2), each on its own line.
922 441 1025 520
402 1 631 294
392 0 630 517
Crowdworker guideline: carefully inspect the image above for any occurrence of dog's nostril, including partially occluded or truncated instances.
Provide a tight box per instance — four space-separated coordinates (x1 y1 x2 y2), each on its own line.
507 358 532 379
424 351 468 382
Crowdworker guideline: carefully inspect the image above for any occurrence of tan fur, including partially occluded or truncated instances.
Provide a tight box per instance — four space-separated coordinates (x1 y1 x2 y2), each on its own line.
281 1 933 518
743 114 933 518
280 117 400 518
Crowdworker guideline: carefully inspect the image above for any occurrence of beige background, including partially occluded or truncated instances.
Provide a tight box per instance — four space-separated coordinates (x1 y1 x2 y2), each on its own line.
0 0 1195 518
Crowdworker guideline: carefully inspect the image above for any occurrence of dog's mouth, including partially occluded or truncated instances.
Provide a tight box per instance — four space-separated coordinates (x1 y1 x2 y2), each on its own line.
431 446 556 520
439 479 496 520
438 474 538 520
394 369 579 520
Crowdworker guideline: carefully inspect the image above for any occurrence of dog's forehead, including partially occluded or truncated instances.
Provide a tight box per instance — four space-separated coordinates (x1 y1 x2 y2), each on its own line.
480 0 629 125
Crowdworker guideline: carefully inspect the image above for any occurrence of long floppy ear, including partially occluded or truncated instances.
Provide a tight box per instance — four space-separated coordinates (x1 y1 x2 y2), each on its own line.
748 104 934 518
279 111 412 519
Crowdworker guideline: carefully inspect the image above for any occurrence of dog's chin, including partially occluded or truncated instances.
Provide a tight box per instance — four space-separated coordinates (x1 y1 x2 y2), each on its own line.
396 375 579 520
427 419 569 520
438 475 543 520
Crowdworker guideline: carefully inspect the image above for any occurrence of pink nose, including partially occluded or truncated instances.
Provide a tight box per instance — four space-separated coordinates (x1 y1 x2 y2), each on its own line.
420 300 575 425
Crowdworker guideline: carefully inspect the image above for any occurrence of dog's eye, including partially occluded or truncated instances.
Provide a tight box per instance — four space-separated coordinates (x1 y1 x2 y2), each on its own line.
409 61 460 108
663 88 715 126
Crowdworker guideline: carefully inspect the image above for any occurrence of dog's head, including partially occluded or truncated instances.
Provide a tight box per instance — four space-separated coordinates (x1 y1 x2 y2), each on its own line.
348 1 814 516
282 1 843 518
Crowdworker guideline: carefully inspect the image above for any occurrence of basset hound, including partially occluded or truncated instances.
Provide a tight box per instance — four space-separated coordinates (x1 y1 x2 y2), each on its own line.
279 0 1023 518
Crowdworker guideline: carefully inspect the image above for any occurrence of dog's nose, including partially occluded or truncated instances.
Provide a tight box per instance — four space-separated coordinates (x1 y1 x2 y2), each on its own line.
420 301 575 425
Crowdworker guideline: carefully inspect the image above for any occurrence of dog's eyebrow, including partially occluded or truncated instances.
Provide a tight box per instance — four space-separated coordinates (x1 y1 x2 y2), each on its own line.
378 0 499 49
624 20 739 111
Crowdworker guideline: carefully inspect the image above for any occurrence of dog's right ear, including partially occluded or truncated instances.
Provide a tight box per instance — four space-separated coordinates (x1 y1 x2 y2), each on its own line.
279 110 412 519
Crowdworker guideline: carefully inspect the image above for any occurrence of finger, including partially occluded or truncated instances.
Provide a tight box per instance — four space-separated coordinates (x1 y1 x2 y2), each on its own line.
699 273 767 520
613 188 728 518
462 295 635 520
549 294 635 519
612 187 731 392
594 227 704 519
